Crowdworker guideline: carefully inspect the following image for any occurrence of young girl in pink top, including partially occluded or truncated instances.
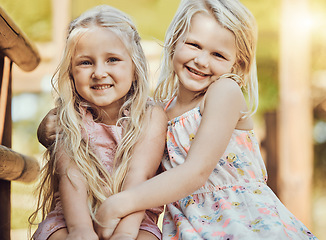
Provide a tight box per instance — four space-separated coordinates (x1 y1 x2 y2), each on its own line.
29 5 166 240
93 0 318 239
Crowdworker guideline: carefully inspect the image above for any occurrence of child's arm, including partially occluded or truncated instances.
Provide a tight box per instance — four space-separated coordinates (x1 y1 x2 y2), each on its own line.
96 105 167 240
95 78 245 235
37 108 58 148
56 146 99 240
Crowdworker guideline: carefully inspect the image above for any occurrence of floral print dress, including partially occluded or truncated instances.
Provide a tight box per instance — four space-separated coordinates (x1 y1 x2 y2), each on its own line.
162 106 317 240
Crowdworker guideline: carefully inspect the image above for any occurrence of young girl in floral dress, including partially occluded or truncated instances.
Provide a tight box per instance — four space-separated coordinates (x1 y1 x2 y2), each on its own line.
93 0 318 239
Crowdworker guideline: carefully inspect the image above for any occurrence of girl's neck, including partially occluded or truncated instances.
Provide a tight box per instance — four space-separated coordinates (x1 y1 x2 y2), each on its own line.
166 92 203 120
100 114 119 126
176 84 204 108
176 80 205 106
97 100 124 126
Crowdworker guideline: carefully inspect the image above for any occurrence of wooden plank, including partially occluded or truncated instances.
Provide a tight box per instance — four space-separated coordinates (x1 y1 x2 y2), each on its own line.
0 7 40 72
0 145 40 182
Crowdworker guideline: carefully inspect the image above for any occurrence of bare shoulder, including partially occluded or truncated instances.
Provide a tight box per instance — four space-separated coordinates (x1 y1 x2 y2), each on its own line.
203 78 253 130
201 78 244 113
208 77 243 97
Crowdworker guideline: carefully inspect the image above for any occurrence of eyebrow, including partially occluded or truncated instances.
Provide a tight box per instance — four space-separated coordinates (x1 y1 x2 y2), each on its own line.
74 54 90 59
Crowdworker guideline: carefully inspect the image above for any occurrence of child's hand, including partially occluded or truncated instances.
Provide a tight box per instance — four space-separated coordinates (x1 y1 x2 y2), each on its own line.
37 108 59 148
94 197 122 240
66 227 99 240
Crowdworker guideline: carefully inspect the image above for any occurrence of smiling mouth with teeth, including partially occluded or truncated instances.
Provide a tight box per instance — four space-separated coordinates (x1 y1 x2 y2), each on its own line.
186 66 210 77
91 84 113 90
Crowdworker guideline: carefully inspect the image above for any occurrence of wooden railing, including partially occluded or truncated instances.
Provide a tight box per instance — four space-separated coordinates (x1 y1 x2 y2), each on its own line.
0 7 40 240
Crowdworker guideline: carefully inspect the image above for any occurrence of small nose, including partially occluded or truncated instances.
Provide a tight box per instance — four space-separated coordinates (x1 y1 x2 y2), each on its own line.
92 63 108 79
194 52 209 68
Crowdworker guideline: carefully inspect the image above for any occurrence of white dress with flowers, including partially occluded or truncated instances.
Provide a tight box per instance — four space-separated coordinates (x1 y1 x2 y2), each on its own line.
161 106 317 240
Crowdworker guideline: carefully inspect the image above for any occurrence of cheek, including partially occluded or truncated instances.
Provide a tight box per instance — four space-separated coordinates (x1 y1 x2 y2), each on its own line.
73 68 92 85
174 45 192 63
72 71 88 92
71 68 82 82
73 80 83 97
122 64 135 84
210 62 232 76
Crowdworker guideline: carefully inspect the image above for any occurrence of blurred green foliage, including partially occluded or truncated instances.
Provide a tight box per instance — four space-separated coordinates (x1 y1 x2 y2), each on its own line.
71 0 179 41
311 0 326 72
0 0 52 41
243 0 281 114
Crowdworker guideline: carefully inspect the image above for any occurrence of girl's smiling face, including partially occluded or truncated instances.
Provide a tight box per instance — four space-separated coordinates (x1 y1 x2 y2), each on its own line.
172 12 237 97
71 27 134 114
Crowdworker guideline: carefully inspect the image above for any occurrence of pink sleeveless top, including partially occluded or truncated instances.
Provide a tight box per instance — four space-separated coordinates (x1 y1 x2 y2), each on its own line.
33 111 162 239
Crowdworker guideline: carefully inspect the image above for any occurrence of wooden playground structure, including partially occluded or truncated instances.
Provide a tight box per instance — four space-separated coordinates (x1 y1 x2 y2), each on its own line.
0 7 40 240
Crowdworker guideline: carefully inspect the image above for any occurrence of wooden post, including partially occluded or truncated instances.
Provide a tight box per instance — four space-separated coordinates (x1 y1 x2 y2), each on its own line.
278 0 313 227
52 0 71 62
263 111 278 196
0 55 12 240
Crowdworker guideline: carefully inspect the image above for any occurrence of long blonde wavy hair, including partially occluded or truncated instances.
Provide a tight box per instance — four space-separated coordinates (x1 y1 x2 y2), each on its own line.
154 0 258 116
29 5 150 228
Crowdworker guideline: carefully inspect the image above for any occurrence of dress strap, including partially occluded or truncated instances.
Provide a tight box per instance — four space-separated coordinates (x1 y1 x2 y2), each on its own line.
164 97 175 111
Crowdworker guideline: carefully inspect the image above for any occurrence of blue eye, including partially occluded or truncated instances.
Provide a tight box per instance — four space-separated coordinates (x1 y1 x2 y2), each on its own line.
108 57 120 63
80 60 92 65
